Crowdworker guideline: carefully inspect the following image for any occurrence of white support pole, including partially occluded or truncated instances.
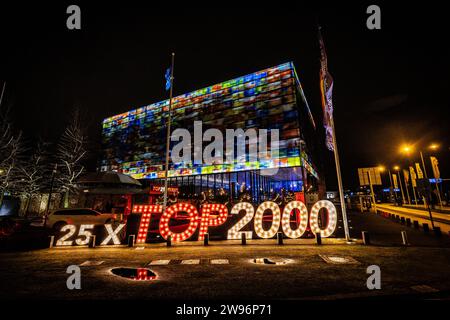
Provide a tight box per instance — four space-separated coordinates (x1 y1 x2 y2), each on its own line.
367 171 377 212
163 53 175 214
0 82 6 106
329 116 351 241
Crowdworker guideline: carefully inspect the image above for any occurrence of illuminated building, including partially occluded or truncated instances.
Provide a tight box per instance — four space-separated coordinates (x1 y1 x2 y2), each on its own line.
100 62 321 203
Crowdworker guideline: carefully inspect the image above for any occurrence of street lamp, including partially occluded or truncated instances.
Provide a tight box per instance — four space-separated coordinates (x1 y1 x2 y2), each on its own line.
429 143 439 151
400 144 414 156
399 145 415 205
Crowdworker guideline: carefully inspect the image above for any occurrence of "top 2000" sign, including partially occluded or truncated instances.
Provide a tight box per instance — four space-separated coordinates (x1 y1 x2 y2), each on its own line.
133 200 338 244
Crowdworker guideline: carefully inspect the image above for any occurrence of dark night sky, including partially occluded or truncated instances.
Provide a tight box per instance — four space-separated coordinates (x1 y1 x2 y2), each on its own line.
1 1 449 189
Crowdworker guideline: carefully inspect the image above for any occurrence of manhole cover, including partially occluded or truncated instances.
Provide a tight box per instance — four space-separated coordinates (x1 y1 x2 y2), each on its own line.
211 259 229 265
110 268 156 281
181 259 200 265
253 258 291 265
319 254 360 264
80 260 104 266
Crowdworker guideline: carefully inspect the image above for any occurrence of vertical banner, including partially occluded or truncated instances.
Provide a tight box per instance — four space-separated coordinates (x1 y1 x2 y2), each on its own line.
409 166 417 187
393 174 398 189
403 169 411 204
430 156 443 208
430 156 440 179
415 163 424 179
318 28 334 152
403 169 410 185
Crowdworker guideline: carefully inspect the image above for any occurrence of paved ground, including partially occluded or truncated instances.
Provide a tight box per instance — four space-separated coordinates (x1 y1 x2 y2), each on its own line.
1 210 450 300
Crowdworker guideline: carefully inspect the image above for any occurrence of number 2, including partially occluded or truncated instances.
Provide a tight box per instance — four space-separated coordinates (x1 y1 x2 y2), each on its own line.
56 225 77 246
227 202 254 239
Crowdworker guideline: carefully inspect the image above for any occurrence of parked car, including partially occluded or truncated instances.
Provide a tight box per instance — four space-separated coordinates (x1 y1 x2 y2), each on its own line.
44 208 118 231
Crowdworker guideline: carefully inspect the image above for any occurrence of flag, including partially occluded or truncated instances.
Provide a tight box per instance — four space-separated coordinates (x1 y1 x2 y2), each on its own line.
415 163 424 179
319 27 334 152
393 174 398 189
165 67 171 91
430 156 440 179
409 166 417 187
403 169 410 185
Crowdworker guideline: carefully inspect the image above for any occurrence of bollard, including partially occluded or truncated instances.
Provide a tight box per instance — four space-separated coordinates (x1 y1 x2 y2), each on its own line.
241 233 247 245
401 231 409 246
433 227 442 237
316 232 322 245
395 215 400 222
204 233 209 246
48 235 55 249
167 235 172 247
128 235 135 247
413 220 419 229
406 218 411 226
362 231 370 245
422 223 430 233
89 235 96 248
400 217 405 224
277 232 283 245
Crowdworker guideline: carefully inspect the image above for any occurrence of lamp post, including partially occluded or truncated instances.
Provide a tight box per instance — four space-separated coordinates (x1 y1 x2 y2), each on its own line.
366 171 377 212
380 165 396 203
399 145 413 205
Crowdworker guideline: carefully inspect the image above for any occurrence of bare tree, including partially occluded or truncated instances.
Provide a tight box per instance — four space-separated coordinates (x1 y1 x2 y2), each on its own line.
56 109 88 208
0 83 25 210
17 141 50 215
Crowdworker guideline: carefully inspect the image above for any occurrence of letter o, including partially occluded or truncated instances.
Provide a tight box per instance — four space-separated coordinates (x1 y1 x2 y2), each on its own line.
254 201 281 239
159 203 199 241
282 201 308 238
309 200 337 238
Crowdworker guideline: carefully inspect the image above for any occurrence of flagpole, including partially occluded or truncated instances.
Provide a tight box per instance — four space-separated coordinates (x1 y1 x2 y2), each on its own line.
430 157 443 209
163 53 175 215
318 26 351 241
403 171 411 205
329 115 351 241
396 168 406 204
410 166 418 205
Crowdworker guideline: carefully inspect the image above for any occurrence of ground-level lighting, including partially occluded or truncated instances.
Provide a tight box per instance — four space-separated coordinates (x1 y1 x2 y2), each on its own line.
110 267 157 281
252 258 292 265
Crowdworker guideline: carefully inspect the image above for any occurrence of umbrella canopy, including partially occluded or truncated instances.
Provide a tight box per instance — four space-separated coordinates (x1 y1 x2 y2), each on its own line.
78 171 142 187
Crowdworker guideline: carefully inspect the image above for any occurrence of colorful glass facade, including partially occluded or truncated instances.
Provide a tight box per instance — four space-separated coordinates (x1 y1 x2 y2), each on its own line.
100 62 317 181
